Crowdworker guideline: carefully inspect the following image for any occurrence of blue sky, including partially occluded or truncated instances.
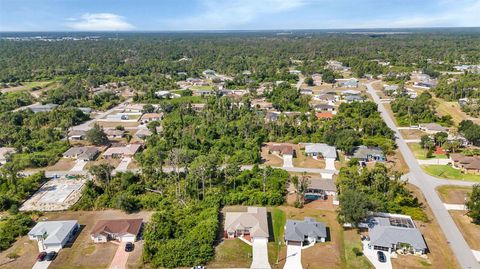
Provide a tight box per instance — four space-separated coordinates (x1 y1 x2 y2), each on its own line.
0 0 479 31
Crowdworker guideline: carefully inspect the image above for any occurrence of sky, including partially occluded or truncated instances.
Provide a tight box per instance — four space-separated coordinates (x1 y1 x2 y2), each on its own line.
0 0 479 31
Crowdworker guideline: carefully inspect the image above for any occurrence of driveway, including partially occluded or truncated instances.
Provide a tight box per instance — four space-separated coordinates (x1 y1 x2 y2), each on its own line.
366 82 480 269
283 244 302 269
282 155 293 168
70 160 87 172
251 237 271 269
32 260 52 269
109 242 129 269
362 241 392 269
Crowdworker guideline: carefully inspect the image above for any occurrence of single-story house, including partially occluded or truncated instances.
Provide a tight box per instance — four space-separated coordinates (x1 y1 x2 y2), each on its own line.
63 147 99 161
341 89 361 96
300 89 313 95
0 147 16 165
352 146 385 162
338 79 358 88
285 217 327 246
104 129 125 139
135 128 153 139
384 85 399 92
304 143 337 169
140 113 163 124
313 93 337 105
268 144 295 157
344 95 364 103
315 112 334 120
103 144 142 159
224 207 269 241
251 98 274 110
78 107 92 115
265 111 281 122
123 104 144 113
451 154 480 174
68 129 87 140
418 123 449 134
305 178 337 201
28 220 79 252
91 218 143 243
313 104 335 112
366 213 427 254
29 103 59 113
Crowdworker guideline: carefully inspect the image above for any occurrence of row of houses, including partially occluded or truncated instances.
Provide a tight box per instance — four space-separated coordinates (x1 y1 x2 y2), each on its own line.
28 218 144 252
63 144 142 161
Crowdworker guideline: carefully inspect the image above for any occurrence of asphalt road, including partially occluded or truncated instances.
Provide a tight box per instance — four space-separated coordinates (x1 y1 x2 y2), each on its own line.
366 81 479 269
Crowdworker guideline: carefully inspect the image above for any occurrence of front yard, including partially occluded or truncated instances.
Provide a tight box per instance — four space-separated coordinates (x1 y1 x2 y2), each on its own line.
423 165 480 182
408 143 448 160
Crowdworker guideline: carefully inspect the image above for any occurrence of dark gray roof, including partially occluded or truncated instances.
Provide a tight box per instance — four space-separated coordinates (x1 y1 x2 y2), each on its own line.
352 146 384 159
368 216 427 251
285 217 327 242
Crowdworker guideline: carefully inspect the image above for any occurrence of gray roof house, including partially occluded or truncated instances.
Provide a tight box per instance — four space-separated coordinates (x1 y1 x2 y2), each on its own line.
68 129 87 140
367 213 427 254
285 217 327 246
344 95 364 103
352 146 385 162
29 103 59 113
339 79 358 88
63 147 99 161
28 220 79 252
419 123 449 134
384 85 399 92
313 104 335 112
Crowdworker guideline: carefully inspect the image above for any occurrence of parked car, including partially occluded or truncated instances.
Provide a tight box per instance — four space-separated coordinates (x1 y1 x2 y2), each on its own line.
45 251 57 261
191 266 206 269
36 252 47 261
125 242 134 252
377 251 386 263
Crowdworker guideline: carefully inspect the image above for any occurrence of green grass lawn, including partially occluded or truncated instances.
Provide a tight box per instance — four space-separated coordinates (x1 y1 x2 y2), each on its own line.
342 229 374 269
269 207 286 265
191 85 214 91
22 81 54 89
408 143 448 160
208 239 252 268
423 165 480 182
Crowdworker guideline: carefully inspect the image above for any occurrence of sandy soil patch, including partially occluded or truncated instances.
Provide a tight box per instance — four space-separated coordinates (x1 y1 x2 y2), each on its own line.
436 185 472 204
449 211 480 250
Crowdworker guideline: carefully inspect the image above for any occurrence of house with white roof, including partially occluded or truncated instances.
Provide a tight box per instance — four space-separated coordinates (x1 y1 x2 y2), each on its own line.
28 220 79 252
304 143 337 168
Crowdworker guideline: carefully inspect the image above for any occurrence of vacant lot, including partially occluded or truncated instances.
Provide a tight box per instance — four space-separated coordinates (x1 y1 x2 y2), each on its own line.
408 143 448 160
436 185 472 204
400 129 428 140
449 211 480 250
423 165 480 182
385 149 410 174
435 98 480 125
208 239 252 268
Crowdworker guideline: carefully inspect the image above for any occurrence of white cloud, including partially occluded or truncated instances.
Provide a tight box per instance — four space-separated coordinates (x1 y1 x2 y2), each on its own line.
67 13 134 31
165 0 307 30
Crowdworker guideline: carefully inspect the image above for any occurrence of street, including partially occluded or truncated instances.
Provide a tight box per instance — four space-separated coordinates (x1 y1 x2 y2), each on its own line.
366 81 480 269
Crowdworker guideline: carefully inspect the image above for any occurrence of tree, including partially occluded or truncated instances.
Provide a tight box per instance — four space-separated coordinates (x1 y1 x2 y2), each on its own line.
142 104 155 113
86 124 109 146
337 189 370 226
89 163 114 190
305 76 314 86
466 184 480 224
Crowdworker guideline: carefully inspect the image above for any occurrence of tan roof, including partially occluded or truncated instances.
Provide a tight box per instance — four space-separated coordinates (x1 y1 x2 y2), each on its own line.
141 113 163 120
269 144 294 155
103 144 141 156
224 207 269 238
465 159 480 170
91 219 143 237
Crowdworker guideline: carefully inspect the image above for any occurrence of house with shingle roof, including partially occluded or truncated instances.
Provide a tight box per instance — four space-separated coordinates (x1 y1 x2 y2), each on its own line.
91 219 143 243
284 217 327 246
63 147 99 161
28 220 79 251
224 207 269 241
419 123 449 134
352 146 385 162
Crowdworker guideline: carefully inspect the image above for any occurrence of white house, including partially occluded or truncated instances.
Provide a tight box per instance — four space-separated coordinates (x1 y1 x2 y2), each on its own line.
28 220 79 252
90 219 143 243
304 143 337 170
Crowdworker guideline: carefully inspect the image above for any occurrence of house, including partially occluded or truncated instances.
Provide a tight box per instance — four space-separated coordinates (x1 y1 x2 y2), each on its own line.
29 103 59 113
28 220 79 252
352 146 385 162
284 217 327 246
224 207 269 240
300 88 313 95
103 144 141 159
384 85 399 93
140 113 163 124
0 147 15 165
366 213 427 255
342 89 361 96
312 73 323 85
414 79 437 89
78 107 92 115
338 78 358 88
304 143 337 167
68 129 87 140
91 219 143 243
314 93 337 105
265 111 281 122
123 104 144 113
289 70 302 75
251 98 274 110
193 90 214 96
305 178 337 201
313 104 335 112
135 128 152 139
315 112 334 120
419 123 449 134
155 90 173 98
451 154 480 174
63 147 99 161
327 60 350 71
104 129 125 139
268 144 295 157
202 69 217 78
344 95 364 103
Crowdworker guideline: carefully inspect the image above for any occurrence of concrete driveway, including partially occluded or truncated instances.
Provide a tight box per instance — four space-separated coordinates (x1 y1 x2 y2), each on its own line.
362 241 392 269
70 160 87 172
283 244 302 269
282 155 293 168
32 260 52 269
109 242 130 269
115 157 132 172
251 237 271 269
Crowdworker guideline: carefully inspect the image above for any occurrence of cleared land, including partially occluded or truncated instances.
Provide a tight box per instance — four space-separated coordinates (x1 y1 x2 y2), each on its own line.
208 239 252 268
400 129 428 140
435 98 480 125
423 165 480 182
436 185 472 204
408 143 448 160
449 211 480 250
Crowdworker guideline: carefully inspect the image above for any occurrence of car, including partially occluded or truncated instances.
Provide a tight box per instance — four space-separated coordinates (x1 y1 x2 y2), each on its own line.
191 266 206 269
45 251 57 261
125 242 134 252
36 252 47 261
377 251 386 263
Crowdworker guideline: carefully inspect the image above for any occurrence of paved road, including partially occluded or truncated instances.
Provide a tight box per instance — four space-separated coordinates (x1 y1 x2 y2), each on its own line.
366 81 480 269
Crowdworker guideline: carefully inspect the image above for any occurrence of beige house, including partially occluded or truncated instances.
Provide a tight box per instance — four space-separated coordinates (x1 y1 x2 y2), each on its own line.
224 207 269 241
103 144 141 159
90 219 143 243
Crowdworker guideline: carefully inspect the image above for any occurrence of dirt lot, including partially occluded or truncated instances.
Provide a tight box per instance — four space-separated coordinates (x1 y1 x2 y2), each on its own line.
435 97 480 125
400 129 428 140
45 158 76 171
449 211 480 250
393 184 461 269
385 149 410 174
0 210 153 269
436 185 472 204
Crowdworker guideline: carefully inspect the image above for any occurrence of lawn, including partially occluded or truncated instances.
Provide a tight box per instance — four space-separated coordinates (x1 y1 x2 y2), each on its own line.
269 207 286 265
191 85 214 91
23 81 54 89
208 239 252 268
436 185 472 204
423 165 480 182
342 229 373 269
408 143 448 160
449 211 480 250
